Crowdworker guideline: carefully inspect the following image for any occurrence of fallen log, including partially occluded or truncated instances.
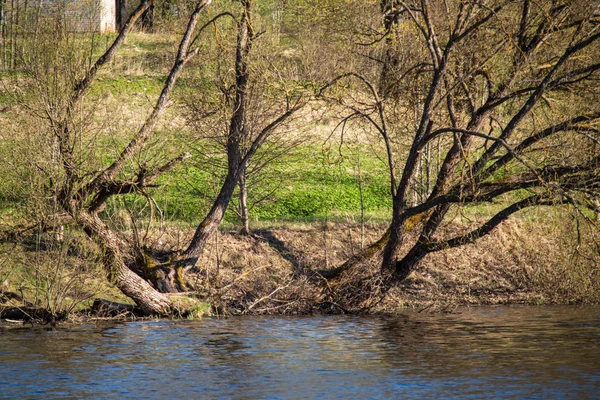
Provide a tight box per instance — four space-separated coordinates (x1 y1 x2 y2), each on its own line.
0 307 64 323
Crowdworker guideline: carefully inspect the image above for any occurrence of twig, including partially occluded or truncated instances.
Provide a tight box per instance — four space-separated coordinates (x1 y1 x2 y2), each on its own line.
244 279 293 313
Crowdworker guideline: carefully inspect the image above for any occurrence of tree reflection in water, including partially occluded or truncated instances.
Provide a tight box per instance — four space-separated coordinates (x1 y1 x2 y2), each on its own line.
0 306 598 399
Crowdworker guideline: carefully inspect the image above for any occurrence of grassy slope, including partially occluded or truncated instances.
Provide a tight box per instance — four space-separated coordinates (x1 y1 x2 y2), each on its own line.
0 31 393 226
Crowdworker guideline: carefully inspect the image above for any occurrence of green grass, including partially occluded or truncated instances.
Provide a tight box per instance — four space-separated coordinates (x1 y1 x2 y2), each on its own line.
1 31 396 227
142 142 393 225
1 31 585 232
92 75 166 97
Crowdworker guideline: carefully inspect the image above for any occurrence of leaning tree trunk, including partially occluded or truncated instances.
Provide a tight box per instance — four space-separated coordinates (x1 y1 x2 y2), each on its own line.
76 210 172 315
380 215 406 276
391 243 428 281
180 169 239 267
177 0 252 273
150 162 243 294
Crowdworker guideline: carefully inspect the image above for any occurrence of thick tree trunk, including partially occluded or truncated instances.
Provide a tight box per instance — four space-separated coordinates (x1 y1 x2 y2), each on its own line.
116 0 128 30
138 248 190 294
141 5 154 32
380 217 405 275
393 244 428 281
76 210 172 315
0 307 63 322
381 208 435 279
107 252 172 315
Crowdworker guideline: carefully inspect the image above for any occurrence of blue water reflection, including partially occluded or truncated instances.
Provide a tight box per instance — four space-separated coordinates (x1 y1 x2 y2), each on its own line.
1 306 599 399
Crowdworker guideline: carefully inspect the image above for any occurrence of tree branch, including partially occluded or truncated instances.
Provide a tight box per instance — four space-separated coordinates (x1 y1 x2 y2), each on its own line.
319 72 397 196
87 153 192 213
71 1 154 106
424 195 557 252
83 1 211 196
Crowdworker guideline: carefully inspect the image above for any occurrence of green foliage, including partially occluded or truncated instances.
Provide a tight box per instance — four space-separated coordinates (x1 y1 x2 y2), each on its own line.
92 76 166 97
142 143 392 224
185 302 212 319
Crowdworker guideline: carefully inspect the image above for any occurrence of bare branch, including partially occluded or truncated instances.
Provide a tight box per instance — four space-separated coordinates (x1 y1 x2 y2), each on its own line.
423 195 562 252
319 72 397 195
71 1 154 106
84 1 212 195
472 29 600 176
88 153 192 213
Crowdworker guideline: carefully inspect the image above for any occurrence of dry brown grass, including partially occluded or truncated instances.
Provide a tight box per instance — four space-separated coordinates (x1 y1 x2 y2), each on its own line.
2 214 597 319
380 218 600 312
147 216 600 315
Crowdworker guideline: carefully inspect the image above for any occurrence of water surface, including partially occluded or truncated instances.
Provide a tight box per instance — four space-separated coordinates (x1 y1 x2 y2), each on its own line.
1 306 599 399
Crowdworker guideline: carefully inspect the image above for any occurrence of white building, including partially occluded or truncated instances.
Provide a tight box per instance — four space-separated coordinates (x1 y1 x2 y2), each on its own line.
71 0 142 33
62 0 118 33
98 0 117 32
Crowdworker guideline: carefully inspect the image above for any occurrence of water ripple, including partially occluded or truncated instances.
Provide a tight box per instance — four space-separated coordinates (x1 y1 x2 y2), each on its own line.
0 306 599 399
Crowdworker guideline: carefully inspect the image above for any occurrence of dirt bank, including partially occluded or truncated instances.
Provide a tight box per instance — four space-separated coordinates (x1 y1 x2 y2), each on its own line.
170 217 600 315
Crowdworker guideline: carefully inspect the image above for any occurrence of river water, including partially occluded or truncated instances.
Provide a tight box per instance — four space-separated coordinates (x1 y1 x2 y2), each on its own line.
0 306 599 399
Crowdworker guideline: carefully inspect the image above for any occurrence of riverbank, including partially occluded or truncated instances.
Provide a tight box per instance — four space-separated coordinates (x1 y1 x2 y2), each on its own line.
2 215 598 323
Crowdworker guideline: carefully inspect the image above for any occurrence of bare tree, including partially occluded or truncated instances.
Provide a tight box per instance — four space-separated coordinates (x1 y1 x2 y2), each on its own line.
8 0 216 315
4 0 307 316
322 0 600 282
179 0 306 256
